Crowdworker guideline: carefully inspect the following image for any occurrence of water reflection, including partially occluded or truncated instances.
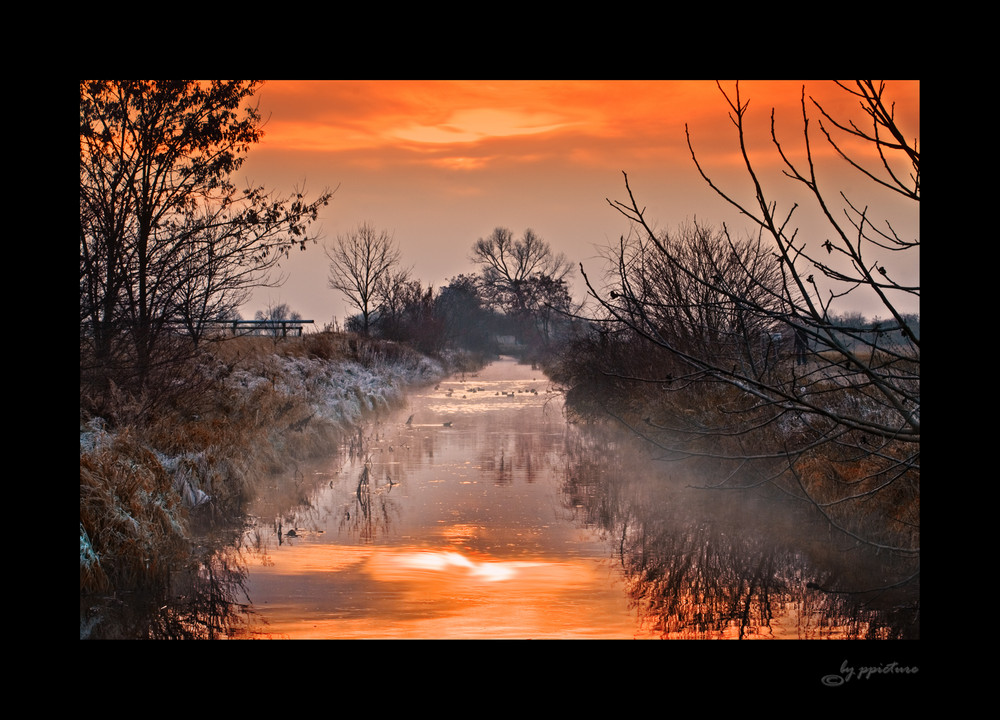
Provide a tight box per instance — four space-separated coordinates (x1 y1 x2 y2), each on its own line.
387 550 533 580
238 357 650 639
245 543 639 639
560 427 920 639
123 356 918 639
80 525 265 639
340 462 402 543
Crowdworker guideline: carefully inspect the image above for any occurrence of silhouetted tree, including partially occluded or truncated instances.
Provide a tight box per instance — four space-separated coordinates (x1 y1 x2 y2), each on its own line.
80 80 332 395
470 227 573 343
436 274 495 352
326 222 405 335
574 80 919 556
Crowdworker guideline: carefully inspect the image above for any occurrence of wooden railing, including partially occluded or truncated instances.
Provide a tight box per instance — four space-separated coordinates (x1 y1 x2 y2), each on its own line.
171 319 315 337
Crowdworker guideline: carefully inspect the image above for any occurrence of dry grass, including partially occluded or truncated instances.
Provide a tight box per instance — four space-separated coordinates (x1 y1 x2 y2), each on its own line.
80 330 450 598
793 441 920 551
80 428 190 593
205 332 357 366
551 333 919 558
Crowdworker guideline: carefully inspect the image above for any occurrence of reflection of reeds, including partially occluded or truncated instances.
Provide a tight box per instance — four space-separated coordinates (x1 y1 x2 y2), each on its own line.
338 458 400 543
559 423 920 639
81 331 451 628
81 531 265 639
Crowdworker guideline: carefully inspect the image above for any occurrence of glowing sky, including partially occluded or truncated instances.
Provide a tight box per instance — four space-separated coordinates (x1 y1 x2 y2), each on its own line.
236 80 920 325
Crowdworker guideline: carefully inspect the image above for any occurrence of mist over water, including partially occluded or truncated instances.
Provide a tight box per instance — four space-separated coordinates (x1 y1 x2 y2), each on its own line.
235 356 916 639
242 356 650 639
86 356 915 639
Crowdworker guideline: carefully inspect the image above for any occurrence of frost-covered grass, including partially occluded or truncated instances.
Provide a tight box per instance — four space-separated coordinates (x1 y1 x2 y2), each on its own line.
270 353 442 428
549 338 919 555
80 331 451 599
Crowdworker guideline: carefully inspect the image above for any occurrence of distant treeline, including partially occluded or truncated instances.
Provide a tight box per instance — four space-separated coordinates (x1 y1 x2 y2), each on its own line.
822 312 920 351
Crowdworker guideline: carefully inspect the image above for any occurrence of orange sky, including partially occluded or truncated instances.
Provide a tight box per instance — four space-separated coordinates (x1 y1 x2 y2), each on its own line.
237 80 920 325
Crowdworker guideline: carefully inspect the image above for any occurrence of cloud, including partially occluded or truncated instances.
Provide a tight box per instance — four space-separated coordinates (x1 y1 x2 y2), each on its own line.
392 108 577 145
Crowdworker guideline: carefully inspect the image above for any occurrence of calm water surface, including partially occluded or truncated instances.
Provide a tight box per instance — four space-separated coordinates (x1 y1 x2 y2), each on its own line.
218 356 918 640
82 357 918 639
242 356 656 639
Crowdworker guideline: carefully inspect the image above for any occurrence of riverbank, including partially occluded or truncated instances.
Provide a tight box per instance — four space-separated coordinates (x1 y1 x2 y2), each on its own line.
544 333 920 564
80 332 477 629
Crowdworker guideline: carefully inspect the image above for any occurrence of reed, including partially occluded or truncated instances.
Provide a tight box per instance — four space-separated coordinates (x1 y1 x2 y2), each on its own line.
81 329 450 599
550 333 919 559
79 428 189 594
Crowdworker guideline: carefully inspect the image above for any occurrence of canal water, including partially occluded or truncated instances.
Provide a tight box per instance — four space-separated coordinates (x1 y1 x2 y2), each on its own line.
80 356 919 640
240 355 655 639
197 355 918 640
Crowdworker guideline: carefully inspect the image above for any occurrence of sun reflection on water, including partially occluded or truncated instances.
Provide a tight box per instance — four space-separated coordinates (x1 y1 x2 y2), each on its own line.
241 357 654 639
387 550 541 582
248 541 648 639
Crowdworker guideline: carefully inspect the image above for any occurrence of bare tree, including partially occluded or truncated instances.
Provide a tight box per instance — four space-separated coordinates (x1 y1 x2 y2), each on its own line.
373 266 415 330
574 81 919 556
595 221 787 373
472 227 571 312
254 301 303 338
325 222 404 335
471 227 573 342
80 80 332 394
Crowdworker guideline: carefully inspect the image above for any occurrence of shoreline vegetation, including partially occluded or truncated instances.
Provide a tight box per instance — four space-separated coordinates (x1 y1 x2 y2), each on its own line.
80 331 486 626
546 333 920 556
80 327 918 639
80 81 918 640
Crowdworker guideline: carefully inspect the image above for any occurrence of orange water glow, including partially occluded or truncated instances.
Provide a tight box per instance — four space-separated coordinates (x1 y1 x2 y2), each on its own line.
249 542 651 640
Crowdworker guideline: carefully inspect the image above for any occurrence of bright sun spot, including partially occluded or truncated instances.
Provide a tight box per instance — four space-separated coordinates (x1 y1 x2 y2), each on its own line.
392 550 538 582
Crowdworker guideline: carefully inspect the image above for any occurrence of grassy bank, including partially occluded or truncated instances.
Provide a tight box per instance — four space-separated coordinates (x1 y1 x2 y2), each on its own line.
544 334 920 559
80 331 469 603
